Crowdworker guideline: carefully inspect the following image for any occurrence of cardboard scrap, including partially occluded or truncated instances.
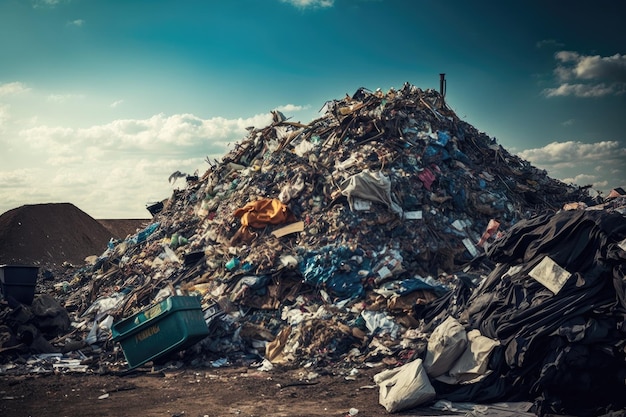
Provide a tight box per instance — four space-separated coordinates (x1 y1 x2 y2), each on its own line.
529 256 571 294
271 221 305 238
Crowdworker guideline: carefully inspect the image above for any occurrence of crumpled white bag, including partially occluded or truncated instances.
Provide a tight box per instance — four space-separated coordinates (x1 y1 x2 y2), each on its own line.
374 358 436 413
424 316 468 377
435 329 500 384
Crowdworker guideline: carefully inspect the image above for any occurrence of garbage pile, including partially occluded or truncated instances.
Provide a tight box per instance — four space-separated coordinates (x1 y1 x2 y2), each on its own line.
3 83 624 415
412 205 626 416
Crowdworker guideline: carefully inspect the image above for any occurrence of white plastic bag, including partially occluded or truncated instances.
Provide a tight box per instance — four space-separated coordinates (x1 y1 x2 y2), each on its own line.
436 329 500 384
424 316 468 377
374 358 436 413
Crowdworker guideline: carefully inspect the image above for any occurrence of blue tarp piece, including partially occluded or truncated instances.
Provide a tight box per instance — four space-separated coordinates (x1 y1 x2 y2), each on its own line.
299 245 366 300
435 130 450 147
377 277 449 297
128 222 160 245
424 145 451 162
452 149 471 165
452 187 467 211
425 131 452 162
231 275 271 297
424 145 440 159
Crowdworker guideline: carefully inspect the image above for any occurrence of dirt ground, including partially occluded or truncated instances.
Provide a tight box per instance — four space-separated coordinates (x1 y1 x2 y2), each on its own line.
0 365 455 417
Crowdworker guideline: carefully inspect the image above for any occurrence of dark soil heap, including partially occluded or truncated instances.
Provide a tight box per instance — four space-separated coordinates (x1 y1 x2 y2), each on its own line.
0 203 117 266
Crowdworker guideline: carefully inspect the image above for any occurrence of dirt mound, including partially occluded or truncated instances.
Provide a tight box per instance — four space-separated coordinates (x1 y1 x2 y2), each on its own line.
0 203 115 266
97 219 151 241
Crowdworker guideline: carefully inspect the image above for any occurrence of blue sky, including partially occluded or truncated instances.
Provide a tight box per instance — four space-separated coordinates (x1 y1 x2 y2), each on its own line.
1 0 625 218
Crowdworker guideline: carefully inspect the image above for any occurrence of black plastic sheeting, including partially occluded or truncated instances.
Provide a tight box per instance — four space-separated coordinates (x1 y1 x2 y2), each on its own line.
414 209 626 416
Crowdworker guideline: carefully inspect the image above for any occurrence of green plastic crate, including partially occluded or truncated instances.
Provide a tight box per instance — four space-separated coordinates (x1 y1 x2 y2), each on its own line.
111 295 209 369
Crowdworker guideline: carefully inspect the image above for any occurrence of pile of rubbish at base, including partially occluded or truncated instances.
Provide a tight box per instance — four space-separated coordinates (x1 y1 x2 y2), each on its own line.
2 82 626 416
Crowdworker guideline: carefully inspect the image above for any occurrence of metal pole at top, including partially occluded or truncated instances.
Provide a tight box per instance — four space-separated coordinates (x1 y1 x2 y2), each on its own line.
439 73 447 109
439 73 446 98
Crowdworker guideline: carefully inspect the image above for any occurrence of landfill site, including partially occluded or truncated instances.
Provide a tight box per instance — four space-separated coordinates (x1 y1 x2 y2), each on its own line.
1 82 626 417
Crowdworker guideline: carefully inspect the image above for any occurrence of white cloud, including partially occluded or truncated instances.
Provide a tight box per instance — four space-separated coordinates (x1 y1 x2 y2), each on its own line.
68 19 85 27
1 111 276 218
561 119 575 127
47 154 85 166
46 93 85 103
544 51 626 97
33 0 62 8
0 104 9 128
561 173 607 188
18 112 274 158
518 140 626 192
273 103 310 113
51 168 93 187
561 173 595 184
0 82 31 96
519 140 623 165
110 99 124 108
543 82 622 98
554 52 626 82
0 169 34 189
98 113 267 148
19 125 75 149
280 0 334 8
